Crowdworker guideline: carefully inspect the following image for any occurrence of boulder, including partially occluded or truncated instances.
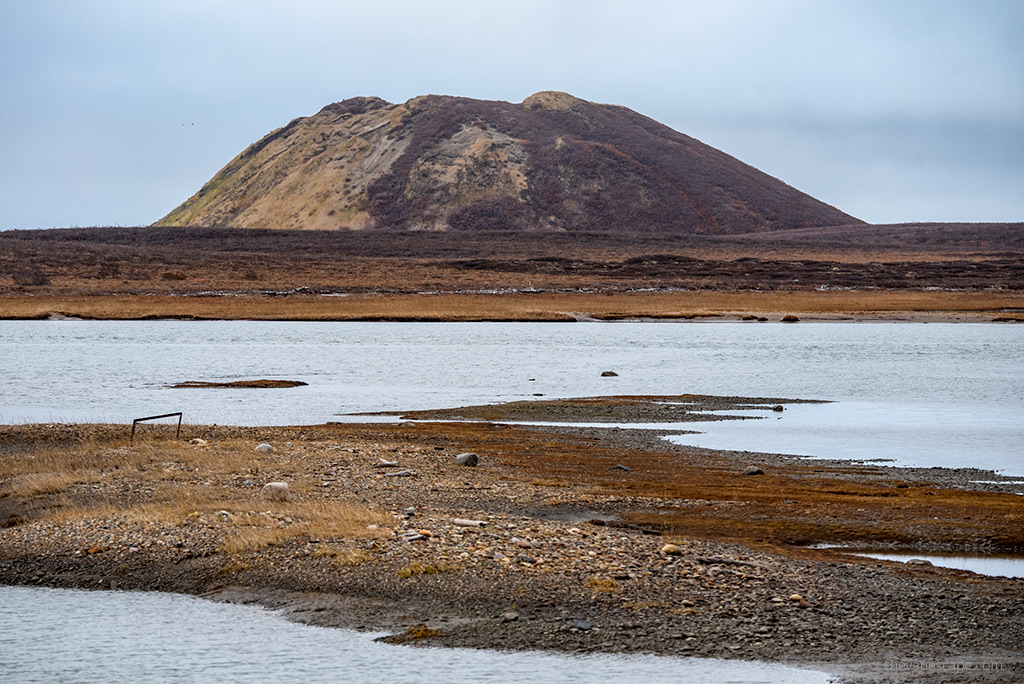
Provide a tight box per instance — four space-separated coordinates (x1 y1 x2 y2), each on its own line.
455 452 479 467
743 466 765 476
255 443 274 453
262 482 289 501
600 370 619 377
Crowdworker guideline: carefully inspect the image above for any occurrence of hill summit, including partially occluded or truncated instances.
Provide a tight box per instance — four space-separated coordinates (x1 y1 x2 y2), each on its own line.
157 92 860 234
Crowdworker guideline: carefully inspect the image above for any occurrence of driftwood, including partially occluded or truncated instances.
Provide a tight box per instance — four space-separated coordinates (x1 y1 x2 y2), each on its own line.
382 470 415 478
452 518 488 528
696 556 767 569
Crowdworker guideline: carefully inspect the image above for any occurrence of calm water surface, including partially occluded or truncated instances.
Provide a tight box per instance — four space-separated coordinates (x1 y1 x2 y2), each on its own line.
1 320 1021 474
0 586 834 683
841 552 1024 578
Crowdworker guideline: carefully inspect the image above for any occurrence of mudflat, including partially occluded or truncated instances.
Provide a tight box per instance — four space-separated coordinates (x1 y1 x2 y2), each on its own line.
2 396 1022 682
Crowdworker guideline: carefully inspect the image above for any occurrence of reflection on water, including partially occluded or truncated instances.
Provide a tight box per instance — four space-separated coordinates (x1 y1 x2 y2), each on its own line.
0 586 834 684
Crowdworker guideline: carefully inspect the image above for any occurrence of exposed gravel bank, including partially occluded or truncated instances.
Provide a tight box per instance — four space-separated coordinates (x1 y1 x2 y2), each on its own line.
1 397 1022 683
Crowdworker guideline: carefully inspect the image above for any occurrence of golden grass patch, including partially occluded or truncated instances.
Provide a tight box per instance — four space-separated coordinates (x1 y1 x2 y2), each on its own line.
219 501 390 554
396 562 452 578
1 472 74 498
2 289 1021 322
587 576 620 593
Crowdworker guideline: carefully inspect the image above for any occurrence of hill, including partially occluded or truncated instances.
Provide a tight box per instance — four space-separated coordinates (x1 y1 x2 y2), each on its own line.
156 92 860 234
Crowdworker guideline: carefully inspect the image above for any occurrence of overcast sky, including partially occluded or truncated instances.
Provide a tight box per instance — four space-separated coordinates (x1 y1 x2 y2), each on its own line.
1 0 1021 229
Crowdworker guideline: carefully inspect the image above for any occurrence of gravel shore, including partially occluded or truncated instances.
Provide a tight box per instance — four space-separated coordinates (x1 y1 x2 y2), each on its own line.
1 396 1022 683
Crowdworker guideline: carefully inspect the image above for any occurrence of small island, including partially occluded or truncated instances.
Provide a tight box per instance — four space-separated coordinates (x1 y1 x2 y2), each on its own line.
170 379 308 389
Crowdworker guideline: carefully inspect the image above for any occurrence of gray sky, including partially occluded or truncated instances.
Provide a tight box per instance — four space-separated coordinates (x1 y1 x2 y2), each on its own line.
1 0 1021 229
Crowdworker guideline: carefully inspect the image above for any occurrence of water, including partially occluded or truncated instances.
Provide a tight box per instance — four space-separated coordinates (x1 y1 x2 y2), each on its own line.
0 586 834 683
841 552 1024 578
666 399 1024 473
0 320 1021 474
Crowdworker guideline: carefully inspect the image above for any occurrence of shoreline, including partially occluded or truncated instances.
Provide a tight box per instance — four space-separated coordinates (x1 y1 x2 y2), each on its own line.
2 290 1023 323
2 399 1022 682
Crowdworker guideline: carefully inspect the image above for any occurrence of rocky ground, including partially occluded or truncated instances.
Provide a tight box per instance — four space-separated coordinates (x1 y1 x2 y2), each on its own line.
1 396 1022 683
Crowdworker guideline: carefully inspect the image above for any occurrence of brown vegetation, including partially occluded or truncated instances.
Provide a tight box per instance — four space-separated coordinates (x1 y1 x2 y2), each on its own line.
0 290 1020 323
2 412 1020 555
156 92 858 233
1 224 1021 320
3 405 1022 667
0 430 389 540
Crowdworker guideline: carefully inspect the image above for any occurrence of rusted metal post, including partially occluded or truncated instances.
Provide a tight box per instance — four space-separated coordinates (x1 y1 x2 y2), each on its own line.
131 412 183 443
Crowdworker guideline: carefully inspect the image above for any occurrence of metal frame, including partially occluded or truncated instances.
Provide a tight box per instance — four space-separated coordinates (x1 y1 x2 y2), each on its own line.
131 412 183 443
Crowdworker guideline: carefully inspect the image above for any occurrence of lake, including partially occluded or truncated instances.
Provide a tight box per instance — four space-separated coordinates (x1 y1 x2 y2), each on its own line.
0 586 834 683
1 320 1021 475
2 319 1020 679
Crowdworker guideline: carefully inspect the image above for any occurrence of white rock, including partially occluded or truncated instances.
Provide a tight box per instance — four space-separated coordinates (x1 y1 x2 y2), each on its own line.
255 443 274 453
262 482 290 501
452 518 488 528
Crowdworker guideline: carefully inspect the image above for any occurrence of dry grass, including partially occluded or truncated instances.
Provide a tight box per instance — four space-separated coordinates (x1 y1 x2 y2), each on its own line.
1 473 74 498
313 547 372 567
220 501 389 554
2 289 1023 322
587 576 620 593
2 430 390 552
220 527 295 554
396 562 452 578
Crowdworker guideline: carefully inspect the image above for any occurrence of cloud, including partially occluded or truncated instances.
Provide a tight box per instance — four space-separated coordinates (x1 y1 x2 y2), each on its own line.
1 0 1021 227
